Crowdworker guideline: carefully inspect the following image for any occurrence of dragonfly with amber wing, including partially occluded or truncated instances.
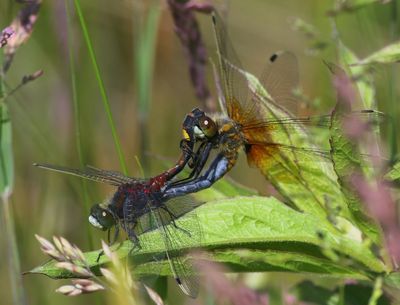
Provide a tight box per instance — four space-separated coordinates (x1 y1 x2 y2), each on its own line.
163 12 380 222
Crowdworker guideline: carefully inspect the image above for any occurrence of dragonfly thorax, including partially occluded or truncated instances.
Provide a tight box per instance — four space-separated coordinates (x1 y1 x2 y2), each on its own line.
111 183 164 220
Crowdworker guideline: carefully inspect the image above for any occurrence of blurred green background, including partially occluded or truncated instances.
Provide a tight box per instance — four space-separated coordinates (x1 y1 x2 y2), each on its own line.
0 0 399 304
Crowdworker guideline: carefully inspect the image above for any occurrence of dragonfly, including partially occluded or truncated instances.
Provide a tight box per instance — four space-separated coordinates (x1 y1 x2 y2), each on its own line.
162 12 380 219
35 154 205 298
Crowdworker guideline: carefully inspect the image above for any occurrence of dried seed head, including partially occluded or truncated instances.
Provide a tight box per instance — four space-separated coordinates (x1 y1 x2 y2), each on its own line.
100 268 118 286
145 285 165 305
52 236 63 252
56 279 104 296
35 234 55 252
22 70 43 84
56 285 81 296
71 279 104 293
101 240 119 266
71 245 86 263
55 262 93 277
35 234 64 261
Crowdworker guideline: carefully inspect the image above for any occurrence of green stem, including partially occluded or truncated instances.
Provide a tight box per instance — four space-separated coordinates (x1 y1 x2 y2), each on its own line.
0 60 27 305
73 0 128 175
389 0 399 162
65 0 94 249
1 194 27 305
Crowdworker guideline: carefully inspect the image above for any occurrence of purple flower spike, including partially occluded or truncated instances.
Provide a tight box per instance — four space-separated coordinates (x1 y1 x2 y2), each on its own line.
0 27 14 48
167 0 215 112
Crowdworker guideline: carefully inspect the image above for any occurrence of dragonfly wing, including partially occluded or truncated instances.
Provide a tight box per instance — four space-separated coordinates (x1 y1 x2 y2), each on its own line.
212 12 249 121
156 205 200 298
259 51 300 112
136 198 200 298
242 89 345 218
212 13 300 125
122 192 201 298
85 165 138 184
34 163 137 186
134 196 203 236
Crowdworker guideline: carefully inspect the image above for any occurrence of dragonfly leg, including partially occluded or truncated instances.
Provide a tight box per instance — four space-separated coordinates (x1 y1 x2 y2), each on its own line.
96 225 121 262
164 154 230 199
171 142 213 187
160 206 192 237
126 229 142 256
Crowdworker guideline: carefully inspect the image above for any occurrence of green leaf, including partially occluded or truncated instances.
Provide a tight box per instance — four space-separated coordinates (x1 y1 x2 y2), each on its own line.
332 40 385 245
383 272 400 289
192 176 257 202
329 103 382 245
292 280 389 305
29 196 386 280
354 41 400 66
241 67 353 225
0 104 14 195
337 41 376 109
384 161 400 183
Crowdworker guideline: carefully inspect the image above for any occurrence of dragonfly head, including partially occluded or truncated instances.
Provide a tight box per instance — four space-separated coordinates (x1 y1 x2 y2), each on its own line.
89 204 116 231
182 108 218 143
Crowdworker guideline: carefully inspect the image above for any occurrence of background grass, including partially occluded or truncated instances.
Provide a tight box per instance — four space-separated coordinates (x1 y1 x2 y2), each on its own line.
0 0 399 304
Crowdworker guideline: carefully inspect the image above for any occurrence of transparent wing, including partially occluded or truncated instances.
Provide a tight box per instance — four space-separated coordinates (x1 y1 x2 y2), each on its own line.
134 196 203 236
242 110 383 163
241 87 343 217
211 12 380 218
34 163 138 186
131 197 201 298
212 11 249 121
212 12 300 123
259 51 299 112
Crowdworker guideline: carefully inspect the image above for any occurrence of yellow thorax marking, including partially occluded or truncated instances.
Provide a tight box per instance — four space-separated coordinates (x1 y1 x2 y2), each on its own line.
182 129 190 140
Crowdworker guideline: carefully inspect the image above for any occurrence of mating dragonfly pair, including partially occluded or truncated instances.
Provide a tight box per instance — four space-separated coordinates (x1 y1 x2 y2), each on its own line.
35 13 378 298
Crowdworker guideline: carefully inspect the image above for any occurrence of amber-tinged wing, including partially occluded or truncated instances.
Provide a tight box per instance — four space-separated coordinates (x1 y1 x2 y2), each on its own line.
212 12 300 124
212 12 248 123
236 68 346 219
212 13 349 219
34 163 138 186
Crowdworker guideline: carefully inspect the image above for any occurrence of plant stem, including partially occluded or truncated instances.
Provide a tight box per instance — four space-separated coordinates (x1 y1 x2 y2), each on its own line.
65 0 94 249
72 0 128 175
0 58 27 305
389 0 399 162
133 4 161 172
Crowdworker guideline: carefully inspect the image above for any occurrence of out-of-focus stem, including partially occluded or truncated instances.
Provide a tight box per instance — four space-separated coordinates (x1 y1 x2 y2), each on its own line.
389 0 399 162
65 0 93 249
73 0 128 175
0 70 27 305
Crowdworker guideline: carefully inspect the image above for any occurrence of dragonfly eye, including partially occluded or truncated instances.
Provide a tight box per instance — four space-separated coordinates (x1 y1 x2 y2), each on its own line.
198 116 217 138
89 204 116 231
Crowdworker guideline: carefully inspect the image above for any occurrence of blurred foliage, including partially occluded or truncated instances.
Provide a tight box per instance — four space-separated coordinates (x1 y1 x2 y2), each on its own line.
0 0 400 304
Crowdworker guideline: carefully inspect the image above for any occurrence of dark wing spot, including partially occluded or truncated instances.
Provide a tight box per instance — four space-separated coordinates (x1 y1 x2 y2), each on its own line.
270 53 278 62
175 277 182 285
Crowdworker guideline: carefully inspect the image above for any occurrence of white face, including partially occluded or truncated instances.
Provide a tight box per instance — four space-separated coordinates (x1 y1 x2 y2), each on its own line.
193 126 205 138
88 215 103 229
